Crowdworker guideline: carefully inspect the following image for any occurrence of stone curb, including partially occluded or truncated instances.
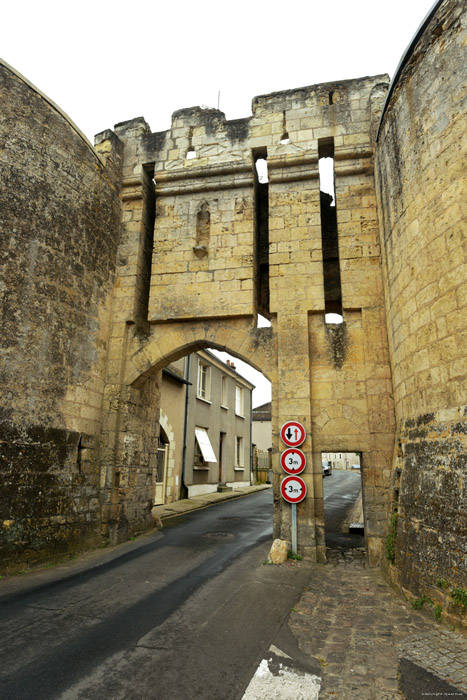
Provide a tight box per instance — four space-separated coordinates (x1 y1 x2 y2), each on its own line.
152 484 272 521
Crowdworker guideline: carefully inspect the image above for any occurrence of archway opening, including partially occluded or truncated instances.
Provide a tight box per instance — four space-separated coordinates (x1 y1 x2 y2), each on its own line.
321 451 364 552
156 342 272 508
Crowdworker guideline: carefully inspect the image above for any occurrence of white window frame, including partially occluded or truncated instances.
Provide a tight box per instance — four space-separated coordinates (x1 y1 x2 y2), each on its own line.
221 376 228 408
235 435 244 469
197 362 211 401
235 385 244 417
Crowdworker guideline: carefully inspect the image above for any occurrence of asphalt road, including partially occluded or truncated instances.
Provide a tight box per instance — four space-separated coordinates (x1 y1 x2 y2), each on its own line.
323 469 364 548
0 479 364 700
0 490 321 700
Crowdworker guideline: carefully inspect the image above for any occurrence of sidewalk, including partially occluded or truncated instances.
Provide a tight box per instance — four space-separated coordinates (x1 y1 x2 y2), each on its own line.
151 483 271 520
289 548 467 700
155 486 467 699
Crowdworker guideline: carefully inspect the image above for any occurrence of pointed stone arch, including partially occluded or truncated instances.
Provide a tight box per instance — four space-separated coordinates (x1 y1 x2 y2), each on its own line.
125 318 277 388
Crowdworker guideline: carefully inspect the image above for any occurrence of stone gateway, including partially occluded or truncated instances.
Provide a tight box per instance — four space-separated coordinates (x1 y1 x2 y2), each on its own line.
0 0 465 622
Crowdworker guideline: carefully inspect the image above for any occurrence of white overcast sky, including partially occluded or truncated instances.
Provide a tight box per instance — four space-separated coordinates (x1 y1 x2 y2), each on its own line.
2 0 435 406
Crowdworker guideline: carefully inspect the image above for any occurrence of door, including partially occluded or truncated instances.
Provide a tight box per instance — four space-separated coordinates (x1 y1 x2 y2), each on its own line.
154 426 169 505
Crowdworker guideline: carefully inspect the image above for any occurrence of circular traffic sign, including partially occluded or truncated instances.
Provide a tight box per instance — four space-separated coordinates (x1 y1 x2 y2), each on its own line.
280 448 306 475
280 421 306 448
280 475 307 504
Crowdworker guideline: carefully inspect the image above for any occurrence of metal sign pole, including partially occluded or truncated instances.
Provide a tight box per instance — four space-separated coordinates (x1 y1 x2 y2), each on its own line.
291 503 297 555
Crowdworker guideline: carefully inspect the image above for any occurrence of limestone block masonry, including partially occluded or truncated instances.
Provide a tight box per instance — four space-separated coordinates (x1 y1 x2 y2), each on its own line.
0 0 465 623
101 73 394 566
376 0 466 612
0 60 122 567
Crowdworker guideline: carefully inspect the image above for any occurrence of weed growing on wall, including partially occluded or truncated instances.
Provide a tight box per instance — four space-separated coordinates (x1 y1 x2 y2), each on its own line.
385 513 398 562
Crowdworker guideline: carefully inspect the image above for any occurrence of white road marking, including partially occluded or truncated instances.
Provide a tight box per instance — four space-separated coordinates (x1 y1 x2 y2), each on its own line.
242 646 321 700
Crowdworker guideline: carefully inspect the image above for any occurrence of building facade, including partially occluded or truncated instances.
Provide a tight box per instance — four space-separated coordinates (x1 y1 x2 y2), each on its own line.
185 351 254 497
252 402 272 453
157 352 254 502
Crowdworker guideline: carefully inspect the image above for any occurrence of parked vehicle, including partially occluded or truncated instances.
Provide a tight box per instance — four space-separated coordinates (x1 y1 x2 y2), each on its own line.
322 463 332 477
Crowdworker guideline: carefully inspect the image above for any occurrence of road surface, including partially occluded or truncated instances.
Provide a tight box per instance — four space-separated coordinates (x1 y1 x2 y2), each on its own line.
323 469 364 548
0 479 362 700
0 490 321 700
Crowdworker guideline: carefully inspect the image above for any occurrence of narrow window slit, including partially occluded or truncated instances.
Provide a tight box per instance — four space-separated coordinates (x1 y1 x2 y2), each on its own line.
186 126 196 159
318 138 342 321
253 148 270 318
257 314 271 329
194 201 210 257
135 164 156 328
255 158 268 183
280 111 290 144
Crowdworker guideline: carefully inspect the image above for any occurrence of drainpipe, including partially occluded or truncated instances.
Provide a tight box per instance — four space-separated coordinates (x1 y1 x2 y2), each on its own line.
249 390 253 485
181 354 191 499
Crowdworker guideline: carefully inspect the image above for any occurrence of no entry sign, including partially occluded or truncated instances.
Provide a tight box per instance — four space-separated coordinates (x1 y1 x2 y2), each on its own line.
280 421 306 447
280 475 307 504
280 448 306 475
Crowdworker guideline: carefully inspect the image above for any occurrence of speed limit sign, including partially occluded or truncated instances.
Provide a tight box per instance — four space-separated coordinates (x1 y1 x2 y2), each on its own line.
280 475 307 504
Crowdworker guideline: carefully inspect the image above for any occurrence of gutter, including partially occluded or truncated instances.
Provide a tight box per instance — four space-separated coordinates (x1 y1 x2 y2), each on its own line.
162 367 192 385
249 391 253 485
181 355 191 499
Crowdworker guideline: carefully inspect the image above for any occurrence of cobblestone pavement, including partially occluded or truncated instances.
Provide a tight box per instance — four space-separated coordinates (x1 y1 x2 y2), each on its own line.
288 548 467 700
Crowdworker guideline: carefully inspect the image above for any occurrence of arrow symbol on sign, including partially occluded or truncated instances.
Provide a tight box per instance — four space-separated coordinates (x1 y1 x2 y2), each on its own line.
286 428 293 440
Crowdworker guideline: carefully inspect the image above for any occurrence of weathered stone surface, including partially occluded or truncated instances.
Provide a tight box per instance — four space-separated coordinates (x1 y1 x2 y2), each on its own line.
268 538 291 564
0 61 122 567
375 0 466 606
0 0 464 614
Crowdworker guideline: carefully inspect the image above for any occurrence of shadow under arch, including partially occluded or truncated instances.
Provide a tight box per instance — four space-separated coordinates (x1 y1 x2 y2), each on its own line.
125 318 277 387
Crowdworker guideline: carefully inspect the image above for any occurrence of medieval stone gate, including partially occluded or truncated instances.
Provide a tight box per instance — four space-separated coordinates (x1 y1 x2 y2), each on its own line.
2 1 465 613
95 74 394 564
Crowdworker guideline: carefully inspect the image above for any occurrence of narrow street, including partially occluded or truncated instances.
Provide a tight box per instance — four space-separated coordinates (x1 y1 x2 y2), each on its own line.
0 491 319 700
2 482 463 700
324 470 364 549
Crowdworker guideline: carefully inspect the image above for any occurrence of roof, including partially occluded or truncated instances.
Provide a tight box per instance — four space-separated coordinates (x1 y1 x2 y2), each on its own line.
253 402 272 421
197 350 255 390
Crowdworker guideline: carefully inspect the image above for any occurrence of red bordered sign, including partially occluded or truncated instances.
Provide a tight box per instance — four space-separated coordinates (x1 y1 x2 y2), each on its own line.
280 421 306 448
280 448 306 475
280 475 307 504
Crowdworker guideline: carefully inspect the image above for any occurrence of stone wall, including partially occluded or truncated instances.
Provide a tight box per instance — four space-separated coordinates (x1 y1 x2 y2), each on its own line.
0 61 122 568
108 74 394 564
1 0 464 597
376 0 466 601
